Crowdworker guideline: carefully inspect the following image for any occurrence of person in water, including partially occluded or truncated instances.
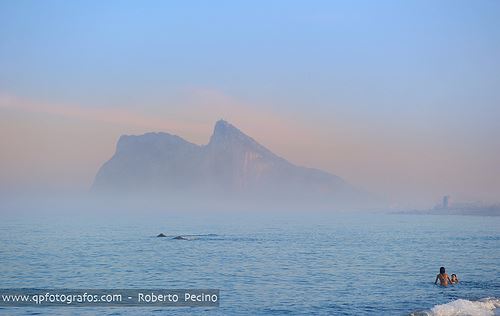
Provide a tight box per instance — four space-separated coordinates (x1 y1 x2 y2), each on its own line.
450 274 459 284
435 267 452 286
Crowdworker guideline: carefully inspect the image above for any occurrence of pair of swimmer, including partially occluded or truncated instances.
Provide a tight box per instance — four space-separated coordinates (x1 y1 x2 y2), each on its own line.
435 267 459 286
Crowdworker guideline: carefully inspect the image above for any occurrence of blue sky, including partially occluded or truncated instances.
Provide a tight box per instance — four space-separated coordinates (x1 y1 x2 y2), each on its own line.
0 0 499 206
2 0 499 109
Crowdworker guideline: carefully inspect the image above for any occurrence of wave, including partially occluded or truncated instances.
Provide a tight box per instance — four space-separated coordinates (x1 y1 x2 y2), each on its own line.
411 298 500 316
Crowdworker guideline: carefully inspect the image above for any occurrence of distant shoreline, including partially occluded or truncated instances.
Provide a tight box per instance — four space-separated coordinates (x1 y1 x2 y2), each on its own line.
391 206 500 217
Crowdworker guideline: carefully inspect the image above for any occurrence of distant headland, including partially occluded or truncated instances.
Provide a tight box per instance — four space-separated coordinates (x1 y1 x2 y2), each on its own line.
91 120 377 210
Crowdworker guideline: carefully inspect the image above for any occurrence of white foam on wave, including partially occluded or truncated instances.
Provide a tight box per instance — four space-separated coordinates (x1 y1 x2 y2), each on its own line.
425 298 500 316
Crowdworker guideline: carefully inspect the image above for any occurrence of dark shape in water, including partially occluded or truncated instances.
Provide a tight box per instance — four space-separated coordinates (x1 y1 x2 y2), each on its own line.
173 236 188 240
157 233 167 237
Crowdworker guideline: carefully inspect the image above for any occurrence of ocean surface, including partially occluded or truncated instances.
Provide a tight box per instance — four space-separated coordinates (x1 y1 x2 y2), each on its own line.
0 211 499 315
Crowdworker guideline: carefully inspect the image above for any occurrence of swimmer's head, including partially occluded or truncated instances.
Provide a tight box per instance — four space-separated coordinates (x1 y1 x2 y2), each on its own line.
451 274 456 278
440 267 445 274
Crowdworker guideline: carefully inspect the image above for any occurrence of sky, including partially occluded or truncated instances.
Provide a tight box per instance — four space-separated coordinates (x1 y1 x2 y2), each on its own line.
0 0 499 208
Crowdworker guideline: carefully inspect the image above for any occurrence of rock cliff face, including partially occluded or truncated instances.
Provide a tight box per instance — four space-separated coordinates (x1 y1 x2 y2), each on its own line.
92 120 360 205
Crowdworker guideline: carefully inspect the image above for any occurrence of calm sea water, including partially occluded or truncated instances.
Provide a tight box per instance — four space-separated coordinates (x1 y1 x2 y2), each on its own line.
0 211 499 315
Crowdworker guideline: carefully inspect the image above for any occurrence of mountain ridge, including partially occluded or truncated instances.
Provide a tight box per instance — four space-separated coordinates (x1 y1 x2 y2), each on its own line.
92 120 367 208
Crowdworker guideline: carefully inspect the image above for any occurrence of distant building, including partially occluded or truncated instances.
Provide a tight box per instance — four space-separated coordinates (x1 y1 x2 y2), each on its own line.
442 195 449 209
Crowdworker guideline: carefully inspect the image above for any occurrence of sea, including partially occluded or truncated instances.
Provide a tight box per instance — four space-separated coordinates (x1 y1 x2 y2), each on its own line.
0 211 499 315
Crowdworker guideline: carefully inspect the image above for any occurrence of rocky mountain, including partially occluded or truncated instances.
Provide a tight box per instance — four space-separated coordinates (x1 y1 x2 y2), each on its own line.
92 120 365 207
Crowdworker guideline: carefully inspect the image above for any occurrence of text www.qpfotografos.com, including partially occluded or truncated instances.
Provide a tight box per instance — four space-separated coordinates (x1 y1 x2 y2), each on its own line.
0 289 219 307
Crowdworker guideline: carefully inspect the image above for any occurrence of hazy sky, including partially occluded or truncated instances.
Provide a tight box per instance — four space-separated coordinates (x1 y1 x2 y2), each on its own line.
1 0 499 208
